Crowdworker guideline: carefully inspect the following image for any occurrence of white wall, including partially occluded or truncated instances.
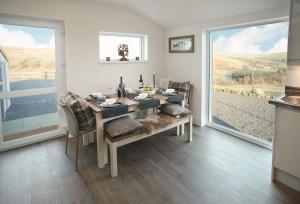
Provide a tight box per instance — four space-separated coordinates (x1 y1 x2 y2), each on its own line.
286 66 300 87
0 0 165 96
165 6 289 126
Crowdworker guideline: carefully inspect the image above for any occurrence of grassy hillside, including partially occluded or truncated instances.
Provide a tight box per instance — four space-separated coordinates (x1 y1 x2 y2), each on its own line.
213 52 287 96
2 46 55 81
213 52 287 70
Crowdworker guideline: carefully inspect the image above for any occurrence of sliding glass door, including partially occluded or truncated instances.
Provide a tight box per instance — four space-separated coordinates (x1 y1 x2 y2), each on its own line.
208 20 289 145
0 14 66 149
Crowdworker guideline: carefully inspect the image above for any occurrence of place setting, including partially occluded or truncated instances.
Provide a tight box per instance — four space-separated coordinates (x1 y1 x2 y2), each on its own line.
86 92 123 112
92 74 184 106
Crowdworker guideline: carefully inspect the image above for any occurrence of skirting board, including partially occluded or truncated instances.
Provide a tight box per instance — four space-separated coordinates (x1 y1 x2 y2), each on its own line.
274 168 300 191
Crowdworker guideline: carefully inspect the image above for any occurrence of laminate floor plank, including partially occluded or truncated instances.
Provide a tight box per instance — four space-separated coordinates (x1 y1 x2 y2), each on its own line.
0 126 300 204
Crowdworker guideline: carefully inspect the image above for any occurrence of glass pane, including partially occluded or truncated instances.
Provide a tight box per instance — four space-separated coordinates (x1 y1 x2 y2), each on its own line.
210 21 289 143
1 93 58 142
0 24 55 92
99 34 142 60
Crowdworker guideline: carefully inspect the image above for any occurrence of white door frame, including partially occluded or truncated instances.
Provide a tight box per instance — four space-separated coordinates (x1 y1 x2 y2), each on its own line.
0 13 66 151
202 17 288 149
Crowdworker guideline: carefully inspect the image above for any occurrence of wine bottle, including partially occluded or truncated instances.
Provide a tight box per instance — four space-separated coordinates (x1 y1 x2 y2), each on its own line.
139 74 144 89
117 76 122 98
117 76 126 98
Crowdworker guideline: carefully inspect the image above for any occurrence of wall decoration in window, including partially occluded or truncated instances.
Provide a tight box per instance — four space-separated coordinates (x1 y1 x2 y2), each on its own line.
118 44 129 61
169 35 194 53
99 32 148 62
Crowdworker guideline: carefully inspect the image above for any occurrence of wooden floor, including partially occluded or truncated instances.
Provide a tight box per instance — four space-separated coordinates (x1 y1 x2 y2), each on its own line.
1 126 300 204
4 125 59 142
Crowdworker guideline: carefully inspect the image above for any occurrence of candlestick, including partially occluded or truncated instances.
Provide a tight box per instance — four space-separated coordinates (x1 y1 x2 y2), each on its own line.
153 72 156 88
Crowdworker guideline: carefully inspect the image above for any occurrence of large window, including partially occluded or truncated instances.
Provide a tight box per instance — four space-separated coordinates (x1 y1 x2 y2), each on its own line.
0 16 65 149
99 32 148 62
0 23 58 143
208 21 289 144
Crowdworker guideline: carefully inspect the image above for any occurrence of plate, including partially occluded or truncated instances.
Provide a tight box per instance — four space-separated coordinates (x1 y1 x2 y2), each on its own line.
135 96 152 101
164 89 175 94
135 93 149 100
100 102 121 108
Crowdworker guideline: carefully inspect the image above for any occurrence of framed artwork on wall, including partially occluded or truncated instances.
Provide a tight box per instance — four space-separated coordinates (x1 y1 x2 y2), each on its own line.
169 35 194 53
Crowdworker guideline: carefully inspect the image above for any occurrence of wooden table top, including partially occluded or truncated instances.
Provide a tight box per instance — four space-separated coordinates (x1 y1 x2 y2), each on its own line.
88 94 169 113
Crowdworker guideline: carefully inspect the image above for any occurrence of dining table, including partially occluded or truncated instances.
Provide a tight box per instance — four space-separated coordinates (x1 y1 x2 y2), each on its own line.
87 93 185 169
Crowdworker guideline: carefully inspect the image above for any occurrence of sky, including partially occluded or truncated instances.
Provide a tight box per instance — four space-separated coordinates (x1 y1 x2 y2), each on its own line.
212 21 289 54
0 21 288 53
0 24 55 48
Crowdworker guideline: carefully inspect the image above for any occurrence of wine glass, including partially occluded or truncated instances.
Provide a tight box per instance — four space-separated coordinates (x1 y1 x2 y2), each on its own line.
107 82 115 95
159 78 169 91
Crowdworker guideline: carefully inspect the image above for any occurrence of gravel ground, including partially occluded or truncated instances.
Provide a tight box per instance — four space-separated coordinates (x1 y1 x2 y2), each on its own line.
212 91 275 142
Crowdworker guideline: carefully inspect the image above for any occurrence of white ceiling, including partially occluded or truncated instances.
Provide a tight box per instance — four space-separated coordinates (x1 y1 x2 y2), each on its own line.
96 0 289 27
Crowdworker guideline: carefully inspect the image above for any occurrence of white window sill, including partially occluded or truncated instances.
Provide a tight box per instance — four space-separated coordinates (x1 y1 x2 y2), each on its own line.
99 60 148 64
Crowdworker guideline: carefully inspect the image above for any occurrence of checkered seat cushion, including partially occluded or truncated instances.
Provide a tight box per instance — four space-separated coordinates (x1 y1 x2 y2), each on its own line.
66 91 95 132
168 81 192 108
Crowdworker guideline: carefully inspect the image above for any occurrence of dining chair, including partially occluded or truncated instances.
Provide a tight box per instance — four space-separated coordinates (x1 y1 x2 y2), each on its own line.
168 81 193 135
58 100 95 171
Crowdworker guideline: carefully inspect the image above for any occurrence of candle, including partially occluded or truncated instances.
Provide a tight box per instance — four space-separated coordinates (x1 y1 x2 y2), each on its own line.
153 72 156 88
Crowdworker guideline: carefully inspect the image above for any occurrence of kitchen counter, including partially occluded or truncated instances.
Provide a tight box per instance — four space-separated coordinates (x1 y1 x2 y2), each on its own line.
269 95 300 110
269 90 300 191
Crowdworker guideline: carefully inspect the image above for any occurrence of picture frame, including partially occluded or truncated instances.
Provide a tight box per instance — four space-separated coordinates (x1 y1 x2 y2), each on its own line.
169 35 194 53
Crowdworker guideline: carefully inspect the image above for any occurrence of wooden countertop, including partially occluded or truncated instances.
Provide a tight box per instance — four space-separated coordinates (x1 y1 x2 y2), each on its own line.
269 86 300 110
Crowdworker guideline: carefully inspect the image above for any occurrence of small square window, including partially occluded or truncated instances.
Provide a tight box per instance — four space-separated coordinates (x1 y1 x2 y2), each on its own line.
99 32 148 63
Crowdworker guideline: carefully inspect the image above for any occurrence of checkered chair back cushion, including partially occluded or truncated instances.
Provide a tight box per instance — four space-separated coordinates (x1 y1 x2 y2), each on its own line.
168 81 192 108
66 91 95 132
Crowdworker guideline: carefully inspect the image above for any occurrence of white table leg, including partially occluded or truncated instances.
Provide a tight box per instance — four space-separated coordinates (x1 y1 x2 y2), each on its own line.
110 143 118 177
177 126 180 135
181 100 186 135
104 142 108 165
189 116 193 142
96 113 107 168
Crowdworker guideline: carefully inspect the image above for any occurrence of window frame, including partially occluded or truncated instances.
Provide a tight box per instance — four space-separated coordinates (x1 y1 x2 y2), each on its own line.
0 13 66 151
99 32 148 64
203 17 289 149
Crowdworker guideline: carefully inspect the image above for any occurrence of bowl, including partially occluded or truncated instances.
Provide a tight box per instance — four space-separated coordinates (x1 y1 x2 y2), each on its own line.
139 88 156 95
91 92 103 98
164 89 175 94
135 93 149 100
105 98 117 105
